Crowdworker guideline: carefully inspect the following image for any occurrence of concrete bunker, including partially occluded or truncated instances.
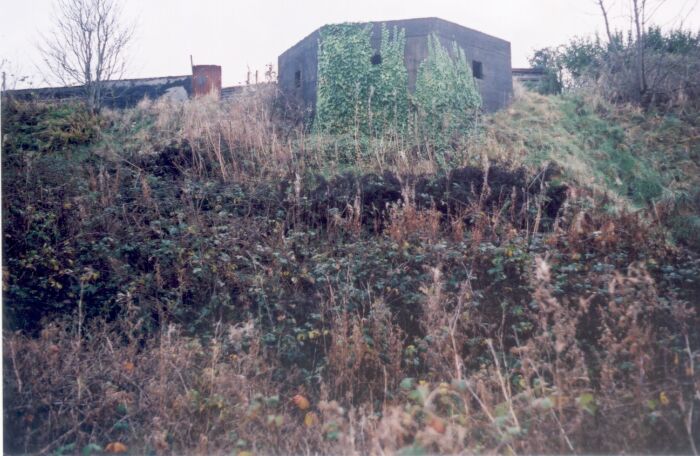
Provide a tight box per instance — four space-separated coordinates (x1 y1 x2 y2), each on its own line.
278 17 514 115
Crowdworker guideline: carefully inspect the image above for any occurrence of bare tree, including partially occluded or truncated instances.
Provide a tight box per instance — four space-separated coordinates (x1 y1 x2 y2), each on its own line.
594 0 679 103
596 0 616 46
632 0 650 98
39 0 133 112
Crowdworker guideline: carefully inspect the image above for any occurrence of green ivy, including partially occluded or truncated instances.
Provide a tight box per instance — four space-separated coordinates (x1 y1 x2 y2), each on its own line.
315 23 408 136
315 23 373 135
413 34 482 149
369 25 409 134
315 26 482 158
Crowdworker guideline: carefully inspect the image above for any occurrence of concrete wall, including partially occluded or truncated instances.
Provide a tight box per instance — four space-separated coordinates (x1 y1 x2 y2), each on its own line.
278 29 321 117
3 75 193 108
512 68 547 85
277 17 513 115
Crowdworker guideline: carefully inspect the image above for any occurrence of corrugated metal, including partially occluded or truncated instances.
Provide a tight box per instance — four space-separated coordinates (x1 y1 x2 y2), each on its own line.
192 65 222 97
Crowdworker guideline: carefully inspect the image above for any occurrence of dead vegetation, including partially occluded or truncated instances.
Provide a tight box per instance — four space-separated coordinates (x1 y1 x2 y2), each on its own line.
2 87 699 454
5 208 698 454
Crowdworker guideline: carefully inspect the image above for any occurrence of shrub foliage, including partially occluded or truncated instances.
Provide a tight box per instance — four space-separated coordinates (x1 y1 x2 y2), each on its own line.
413 34 482 147
2 84 699 455
314 24 480 149
530 27 700 110
315 23 409 136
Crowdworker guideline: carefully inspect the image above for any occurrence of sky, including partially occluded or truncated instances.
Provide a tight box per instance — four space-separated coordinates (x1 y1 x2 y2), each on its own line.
1 0 698 89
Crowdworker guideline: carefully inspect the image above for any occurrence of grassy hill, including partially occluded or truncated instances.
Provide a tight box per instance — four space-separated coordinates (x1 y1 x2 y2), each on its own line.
489 90 700 210
2 88 699 454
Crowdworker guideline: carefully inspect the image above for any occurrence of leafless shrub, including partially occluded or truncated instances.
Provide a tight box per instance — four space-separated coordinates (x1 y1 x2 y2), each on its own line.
39 0 133 112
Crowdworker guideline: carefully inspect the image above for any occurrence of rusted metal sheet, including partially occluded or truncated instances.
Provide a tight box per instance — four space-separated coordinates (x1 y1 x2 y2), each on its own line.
192 65 222 97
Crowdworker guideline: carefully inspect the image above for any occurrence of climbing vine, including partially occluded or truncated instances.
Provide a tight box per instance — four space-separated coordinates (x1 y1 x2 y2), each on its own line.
413 34 482 148
315 25 481 152
315 23 408 135
369 26 409 134
315 23 372 135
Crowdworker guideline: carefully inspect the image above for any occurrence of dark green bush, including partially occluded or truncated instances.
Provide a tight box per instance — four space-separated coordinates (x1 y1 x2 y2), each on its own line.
2 99 101 153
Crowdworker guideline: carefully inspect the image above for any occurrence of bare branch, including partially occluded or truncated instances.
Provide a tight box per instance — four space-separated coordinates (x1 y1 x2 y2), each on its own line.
38 0 133 111
596 0 616 45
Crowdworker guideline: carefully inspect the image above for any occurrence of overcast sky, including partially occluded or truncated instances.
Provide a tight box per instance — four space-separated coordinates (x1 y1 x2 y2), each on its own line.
1 0 698 88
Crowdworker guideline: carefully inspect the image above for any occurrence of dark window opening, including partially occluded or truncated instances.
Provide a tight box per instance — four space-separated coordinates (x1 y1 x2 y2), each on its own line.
371 53 382 65
294 70 301 88
472 61 483 79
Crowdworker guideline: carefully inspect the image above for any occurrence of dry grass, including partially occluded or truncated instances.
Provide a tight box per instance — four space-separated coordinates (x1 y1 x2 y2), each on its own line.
5 279 695 454
3 86 699 455
5 196 698 454
98 86 487 186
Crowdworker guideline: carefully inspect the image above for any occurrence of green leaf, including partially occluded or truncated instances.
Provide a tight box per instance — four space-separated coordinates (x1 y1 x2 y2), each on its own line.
494 401 510 418
82 443 103 456
112 421 129 431
407 384 430 405
397 444 426 456
576 393 597 415
506 426 522 436
532 396 554 411
325 430 341 441
53 443 76 456
400 377 415 390
265 395 280 407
